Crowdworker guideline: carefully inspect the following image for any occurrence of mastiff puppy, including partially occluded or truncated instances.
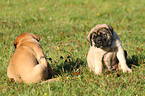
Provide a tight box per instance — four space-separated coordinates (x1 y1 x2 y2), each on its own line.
87 24 132 74
7 33 54 83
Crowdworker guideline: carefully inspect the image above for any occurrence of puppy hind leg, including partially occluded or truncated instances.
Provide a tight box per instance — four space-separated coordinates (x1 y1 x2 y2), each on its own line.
39 57 48 67
7 64 15 80
39 57 54 77
7 62 22 83
33 46 48 67
24 64 48 83
34 47 54 76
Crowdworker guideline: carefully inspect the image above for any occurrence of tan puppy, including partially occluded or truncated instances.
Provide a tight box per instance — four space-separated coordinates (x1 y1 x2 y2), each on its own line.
87 24 132 74
7 33 54 83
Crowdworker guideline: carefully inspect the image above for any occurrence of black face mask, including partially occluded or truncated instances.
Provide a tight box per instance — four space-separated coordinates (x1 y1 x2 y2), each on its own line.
92 28 112 48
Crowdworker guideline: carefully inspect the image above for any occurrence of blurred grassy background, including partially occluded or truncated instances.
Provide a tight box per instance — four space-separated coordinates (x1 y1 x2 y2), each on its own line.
0 0 144 95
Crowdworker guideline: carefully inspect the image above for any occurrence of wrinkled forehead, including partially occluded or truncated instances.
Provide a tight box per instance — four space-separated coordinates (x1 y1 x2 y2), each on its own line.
94 28 109 34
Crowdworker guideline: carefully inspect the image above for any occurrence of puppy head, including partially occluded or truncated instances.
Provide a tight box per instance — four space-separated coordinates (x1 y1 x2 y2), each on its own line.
87 24 113 48
14 33 40 49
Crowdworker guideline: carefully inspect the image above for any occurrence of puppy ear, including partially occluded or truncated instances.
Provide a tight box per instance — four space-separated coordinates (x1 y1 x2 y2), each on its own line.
87 32 96 46
107 25 114 37
87 27 96 43
89 33 93 46
30 33 40 41
87 33 91 43
13 37 18 49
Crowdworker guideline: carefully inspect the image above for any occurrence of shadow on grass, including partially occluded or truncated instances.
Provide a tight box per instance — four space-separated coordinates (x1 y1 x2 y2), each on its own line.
127 54 144 68
48 55 86 76
47 51 144 77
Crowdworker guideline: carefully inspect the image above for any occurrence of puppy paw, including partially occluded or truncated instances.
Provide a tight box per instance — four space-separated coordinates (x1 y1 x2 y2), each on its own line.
95 70 102 75
123 68 132 73
89 69 92 72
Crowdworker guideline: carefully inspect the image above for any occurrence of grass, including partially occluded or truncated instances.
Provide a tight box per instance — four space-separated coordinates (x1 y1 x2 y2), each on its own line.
0 0 145 95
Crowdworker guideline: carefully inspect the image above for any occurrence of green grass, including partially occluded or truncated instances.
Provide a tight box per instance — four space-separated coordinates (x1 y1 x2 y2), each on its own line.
0 0 145 95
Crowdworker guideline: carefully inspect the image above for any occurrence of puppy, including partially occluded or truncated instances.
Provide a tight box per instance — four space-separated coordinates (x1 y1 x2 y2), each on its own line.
7 33 54 83
87 24 132 74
